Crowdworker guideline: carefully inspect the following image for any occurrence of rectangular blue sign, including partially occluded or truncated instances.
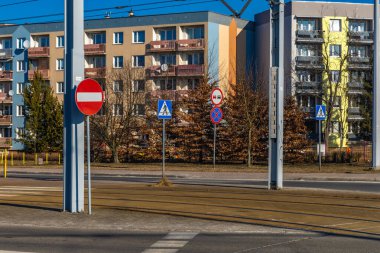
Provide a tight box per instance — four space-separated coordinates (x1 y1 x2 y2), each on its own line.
158 100 172 119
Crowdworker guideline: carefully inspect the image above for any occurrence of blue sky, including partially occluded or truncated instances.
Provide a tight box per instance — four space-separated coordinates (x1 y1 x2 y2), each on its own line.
0 0 374 24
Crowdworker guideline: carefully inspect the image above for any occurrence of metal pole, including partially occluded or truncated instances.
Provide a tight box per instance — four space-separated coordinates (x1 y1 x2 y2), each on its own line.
319 120 321 171
162 119 165 179
87 116 91 215
213 123 216 170
373 0 380 169
64 0 85 212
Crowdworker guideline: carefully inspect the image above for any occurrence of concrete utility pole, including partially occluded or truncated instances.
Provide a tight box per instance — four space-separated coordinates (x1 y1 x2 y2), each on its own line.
373 0 380 169
268 0 284 189
63 0 85 212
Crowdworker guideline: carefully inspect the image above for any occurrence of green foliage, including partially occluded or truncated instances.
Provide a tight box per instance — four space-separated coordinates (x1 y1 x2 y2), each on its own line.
19 71 63 152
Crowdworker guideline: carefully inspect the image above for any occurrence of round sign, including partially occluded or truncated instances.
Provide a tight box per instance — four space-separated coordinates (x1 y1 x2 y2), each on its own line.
210 107 223 124
75 78 104 116
211 87 223 106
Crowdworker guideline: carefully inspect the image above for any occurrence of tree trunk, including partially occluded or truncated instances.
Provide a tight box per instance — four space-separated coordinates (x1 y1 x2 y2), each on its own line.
112 144 119 163
247 128 252 167
324 121 330 156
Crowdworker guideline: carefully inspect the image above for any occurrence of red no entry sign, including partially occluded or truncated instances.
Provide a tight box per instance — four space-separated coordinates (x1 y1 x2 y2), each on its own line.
75 78 104 116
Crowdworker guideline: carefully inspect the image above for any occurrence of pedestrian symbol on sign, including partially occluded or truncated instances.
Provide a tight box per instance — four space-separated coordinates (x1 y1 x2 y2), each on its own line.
157 100 172 119
315 105 326 120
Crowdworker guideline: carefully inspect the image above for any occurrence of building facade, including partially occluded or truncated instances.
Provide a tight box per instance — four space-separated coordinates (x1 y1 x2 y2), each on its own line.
255 1 373 147
0 12 253 150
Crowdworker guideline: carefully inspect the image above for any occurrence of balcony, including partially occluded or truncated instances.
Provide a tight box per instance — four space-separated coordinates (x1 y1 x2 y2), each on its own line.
28 47 50 58
0 71 12 81
0 137 12 148
295 81 321 94
348 31 373 44
295 56 324 70
28 69 50 80
177 64 204 76
85 67 106 78
177 39 205 51
148 65 176 77
84 44 106 55
0 49 12 60
146 41 176 53
348 56 371 70
296 30 324 43
0 93 12 103
149 90 189 100
0 115 11 125
348 107 363 121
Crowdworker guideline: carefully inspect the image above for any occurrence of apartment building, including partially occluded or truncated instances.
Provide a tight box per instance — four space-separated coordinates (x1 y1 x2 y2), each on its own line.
0 12 253 150
255 1 373 147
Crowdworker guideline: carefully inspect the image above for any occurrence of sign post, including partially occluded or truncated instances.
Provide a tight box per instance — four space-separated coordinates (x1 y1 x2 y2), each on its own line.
315 105 326 171
75 78 104 215
210 88 224 170
158 100 172 179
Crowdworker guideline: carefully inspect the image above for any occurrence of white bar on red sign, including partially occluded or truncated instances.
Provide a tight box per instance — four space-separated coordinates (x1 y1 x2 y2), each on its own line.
77 92 103 102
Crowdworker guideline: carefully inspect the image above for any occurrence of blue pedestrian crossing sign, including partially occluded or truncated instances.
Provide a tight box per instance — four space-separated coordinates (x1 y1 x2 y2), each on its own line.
158 100 172 119
315 105 326 120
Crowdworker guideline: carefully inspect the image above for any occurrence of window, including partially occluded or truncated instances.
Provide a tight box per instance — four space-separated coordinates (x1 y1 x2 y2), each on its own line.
132 56 145 67
158 29 176 40
133 104 145 116
349 46 367 57
297 19 316 31
1 39 12 49
330 19 341 32
16 83 24 94
113 80 123 92
56 36 64 47
187 53 204 65
113 104 123 116
113 32 123 44
333 96 341 108
349 21 366 32
113 56 123 68
39 36 49 47
133 31 145 43
348 122 360 134
56 59 64 70
16 38 25 49
0 62 12 71
330 122 341 134
297 44 318 56
157 79 176 90
187 79 200 89
16 105 24 116
16 128 25 139
330 71 340 83
133 80 145 92
159 54 176 65
56 82 64 93
330 45 341 57
349 95 360 107
17 61 25 72
92 33 106 44
184 27 204 39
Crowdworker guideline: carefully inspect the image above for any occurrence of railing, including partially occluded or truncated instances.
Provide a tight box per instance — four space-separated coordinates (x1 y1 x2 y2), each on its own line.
347 82 364 89
84 44 106 55
348 107 360 114
301 106 316 118
148 65 176 77
296 56 324 69
147 40 176 52
0 92 12 103
0 115 11 125
296 30 324 43
28 47 50 58
28 69 49 80
0 49 12 59
85 67 106 78
295 81 321 94
0 71 13 81
177 64 204 76
177 39 205 51
149 90 189 100
348 57 371 70
348 31 374 44
0 137 11 148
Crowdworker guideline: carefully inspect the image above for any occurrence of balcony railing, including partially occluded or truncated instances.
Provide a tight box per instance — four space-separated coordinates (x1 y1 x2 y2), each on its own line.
0 137 12 148
0 71 12 81
0 49 12 59
348 31 374 44
84 44 106 55
296 30 324 43
28 47 50 58
301 106 315 118
148 65 176 77
177 64 204 76
147 40 176 53
348 56 372 70
348 107 360 115
348 81 364 89
149 90 189 100
0 115 11 125
177 39 205 51
85 67 106 78
296 56 324 69
28 69 50 80
0 92 12 103
295 81 321 94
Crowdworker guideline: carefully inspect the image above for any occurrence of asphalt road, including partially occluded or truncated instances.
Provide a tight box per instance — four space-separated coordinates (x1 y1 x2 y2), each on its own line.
0 226 379 253
8 172 380 193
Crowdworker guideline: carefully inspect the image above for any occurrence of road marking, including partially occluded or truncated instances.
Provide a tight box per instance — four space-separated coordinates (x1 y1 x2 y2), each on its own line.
164 232 198 240
150 240 188 248
0 251 36 253
142 249 178 253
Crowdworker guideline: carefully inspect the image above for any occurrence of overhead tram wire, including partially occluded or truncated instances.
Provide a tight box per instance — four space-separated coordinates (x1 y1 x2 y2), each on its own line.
0 0 189 23
0 0 38 8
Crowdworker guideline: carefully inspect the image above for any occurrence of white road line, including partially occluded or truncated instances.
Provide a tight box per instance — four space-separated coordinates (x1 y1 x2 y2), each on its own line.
141 249 178 253
0 250 36 253
164 232 198 240
150 240 188 248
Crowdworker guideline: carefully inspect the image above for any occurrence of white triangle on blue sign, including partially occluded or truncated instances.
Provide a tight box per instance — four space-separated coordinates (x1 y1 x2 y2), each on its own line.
159 101 171 117
316 106 325 118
